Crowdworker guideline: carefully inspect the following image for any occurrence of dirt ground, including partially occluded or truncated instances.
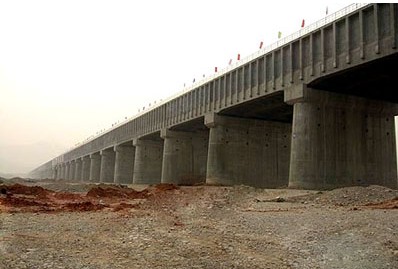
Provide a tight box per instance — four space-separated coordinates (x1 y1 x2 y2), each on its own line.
1 178 398 269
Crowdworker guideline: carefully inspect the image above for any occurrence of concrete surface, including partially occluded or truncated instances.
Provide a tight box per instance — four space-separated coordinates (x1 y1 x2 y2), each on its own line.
89 153 101 182
161 129 208 185
114 143 135 184
205 113 291 188
99 148 116 183
132 138 163 185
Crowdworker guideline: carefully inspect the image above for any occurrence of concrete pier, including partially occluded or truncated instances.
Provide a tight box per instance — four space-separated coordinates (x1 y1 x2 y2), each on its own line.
205 113 291 188
56 165 62 180
52 167 57 180
133 138 163 184
89 153 101 182
81 156 91 182
74 158 82 181
161 129 208 185
70 161 76 181
114 143 135 184
60 164 66 180
65 163 70 181
100 148 116 183
285 85 398 189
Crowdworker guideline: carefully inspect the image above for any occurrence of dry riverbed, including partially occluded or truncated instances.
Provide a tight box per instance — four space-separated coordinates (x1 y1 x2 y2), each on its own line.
1 179 398 269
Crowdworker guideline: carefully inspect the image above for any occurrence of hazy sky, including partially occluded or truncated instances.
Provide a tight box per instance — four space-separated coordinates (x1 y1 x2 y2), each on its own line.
0 1 375 173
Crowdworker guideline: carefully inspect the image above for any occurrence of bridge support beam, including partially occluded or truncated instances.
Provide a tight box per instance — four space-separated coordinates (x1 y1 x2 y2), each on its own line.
58 165 62 180
114 143 135 184
285 85 398 189
60 164 66 180
69 161 76 181
133 138 163 184
81 156 91 182
54 165 58 180
89 153 101 182
52 167 57 180
71 161 77 181
68 162 73 180
205 113 291 188
74 159 82 181
100 148 116 183
161 129 208 185
54 165 59 180
64 163 70 181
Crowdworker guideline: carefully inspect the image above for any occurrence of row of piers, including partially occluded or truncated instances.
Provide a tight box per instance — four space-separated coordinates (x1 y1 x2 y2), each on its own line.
53 88 398 189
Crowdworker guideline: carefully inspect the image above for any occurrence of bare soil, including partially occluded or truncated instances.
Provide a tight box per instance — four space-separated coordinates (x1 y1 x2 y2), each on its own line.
1 180 398 269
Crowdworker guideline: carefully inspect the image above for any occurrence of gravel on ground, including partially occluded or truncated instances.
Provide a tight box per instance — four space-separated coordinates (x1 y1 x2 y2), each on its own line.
1 180 397 269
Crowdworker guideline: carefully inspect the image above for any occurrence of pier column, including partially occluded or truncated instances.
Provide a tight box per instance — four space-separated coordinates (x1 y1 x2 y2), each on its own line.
81 156 91 182
52 166 57 180
60 163 66 180
58 164 62 180
161 129 208 185
133 138 163 184
114 143 135 184
205 113 291 188
89 153 101 182
54 165 60 180
65 162 71 181
100 148 116 183
285 85 398 189
74 158 82 181
69 160 76 181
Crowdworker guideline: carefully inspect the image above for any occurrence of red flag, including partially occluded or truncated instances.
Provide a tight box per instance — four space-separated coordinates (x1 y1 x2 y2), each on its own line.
215 67 218 72
301 19 305 28
228 59 232 65
237 54 240 61
259 41 263 49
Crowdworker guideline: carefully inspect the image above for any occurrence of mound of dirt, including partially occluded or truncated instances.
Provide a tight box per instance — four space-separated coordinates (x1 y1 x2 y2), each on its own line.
365 197 398 209
41 182 96 193
152 183 179 191
0 183 160 213
112 202 139 212
0 195 48 207
86 186 149 199
61 201 106 212
51 192 84 201
289 185 398 206
0 184 53 197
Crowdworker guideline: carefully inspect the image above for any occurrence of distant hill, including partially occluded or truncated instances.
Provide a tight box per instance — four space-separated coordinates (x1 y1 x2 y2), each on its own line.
0 141 66 175
0 171 25 178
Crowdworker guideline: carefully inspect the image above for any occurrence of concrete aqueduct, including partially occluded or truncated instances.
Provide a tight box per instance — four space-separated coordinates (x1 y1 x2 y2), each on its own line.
30 4 398 189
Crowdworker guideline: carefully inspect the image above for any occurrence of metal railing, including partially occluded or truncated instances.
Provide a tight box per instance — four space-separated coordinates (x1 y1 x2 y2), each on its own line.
63 3 370 158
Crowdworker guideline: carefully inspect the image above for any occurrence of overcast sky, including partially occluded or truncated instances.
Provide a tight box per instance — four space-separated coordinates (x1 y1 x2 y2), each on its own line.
0 1 385 174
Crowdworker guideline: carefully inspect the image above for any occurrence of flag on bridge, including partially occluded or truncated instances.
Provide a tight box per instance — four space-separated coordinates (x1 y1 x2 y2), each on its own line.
237 53 241 61
326 6 328 15
229 59 232 65
259 41 263 49
301 19 305 28
215 67 218 72
278 31 282 39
